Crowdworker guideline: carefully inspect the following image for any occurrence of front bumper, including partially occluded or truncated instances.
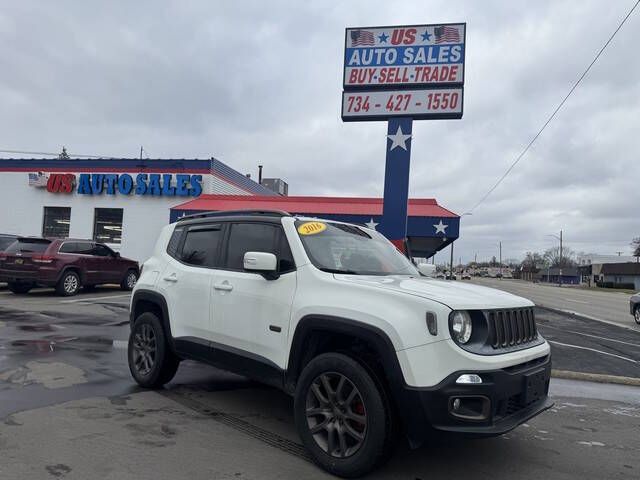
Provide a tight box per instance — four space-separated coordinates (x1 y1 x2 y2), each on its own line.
399 354 553 443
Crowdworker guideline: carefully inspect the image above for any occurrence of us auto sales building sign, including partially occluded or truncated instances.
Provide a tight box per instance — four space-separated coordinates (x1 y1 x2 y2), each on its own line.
342 23 465 121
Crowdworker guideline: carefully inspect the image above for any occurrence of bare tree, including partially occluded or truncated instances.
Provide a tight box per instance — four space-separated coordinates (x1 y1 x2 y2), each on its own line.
521 251 545 270
544 246 576 268
58 146 69 159
632 237 640 257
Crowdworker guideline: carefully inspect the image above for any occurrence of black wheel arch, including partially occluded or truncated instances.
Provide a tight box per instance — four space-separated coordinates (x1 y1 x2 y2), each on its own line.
130 289 176 353
285 315 427 445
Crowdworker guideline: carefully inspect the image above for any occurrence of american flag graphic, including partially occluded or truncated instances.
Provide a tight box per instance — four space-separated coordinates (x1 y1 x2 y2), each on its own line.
434 26 460 44
28 172 49 187
350 30 375 46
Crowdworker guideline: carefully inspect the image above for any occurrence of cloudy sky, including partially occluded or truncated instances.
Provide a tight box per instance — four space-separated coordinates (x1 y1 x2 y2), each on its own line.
1 1 638 263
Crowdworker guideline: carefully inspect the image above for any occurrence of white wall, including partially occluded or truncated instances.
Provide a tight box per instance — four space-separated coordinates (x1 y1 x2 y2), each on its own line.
0 171 245 262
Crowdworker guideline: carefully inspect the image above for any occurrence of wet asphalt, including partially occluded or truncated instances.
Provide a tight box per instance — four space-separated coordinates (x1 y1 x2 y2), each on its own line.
0 286 639 479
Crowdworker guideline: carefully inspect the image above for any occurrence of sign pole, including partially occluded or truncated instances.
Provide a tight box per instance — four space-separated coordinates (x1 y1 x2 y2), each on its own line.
379 116 413 251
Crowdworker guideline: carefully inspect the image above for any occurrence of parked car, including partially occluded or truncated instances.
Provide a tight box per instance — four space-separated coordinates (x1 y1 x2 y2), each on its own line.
128 211 552 477
461 273 472 280
0 237 139 296
0 233 17 252
630 293 640 324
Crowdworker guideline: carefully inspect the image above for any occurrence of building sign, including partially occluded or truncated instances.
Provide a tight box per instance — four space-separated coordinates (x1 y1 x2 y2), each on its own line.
28 173 203 197
343 24 465 89
342 23 465 122
342 87 463 121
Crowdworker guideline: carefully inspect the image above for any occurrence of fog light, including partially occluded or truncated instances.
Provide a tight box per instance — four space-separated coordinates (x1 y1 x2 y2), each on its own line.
456 374 482 384
452 398 461 410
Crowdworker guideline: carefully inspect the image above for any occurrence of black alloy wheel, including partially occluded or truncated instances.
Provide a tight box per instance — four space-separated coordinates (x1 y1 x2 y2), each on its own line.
305 372 368 458
128 312 180 388
635 306 640 325
132 323 157 376
294 353 392 478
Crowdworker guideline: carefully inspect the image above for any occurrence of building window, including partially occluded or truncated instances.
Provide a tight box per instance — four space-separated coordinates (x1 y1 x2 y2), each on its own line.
94 208 123 244
42 207 71 238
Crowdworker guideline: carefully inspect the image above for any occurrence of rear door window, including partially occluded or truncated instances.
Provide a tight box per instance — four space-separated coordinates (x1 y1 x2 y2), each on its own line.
59 242 77 253
75 242 94 255
179 225 223 268
91 244 112 257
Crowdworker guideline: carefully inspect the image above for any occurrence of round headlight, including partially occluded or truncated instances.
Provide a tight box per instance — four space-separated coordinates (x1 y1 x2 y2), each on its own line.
451 311 473 344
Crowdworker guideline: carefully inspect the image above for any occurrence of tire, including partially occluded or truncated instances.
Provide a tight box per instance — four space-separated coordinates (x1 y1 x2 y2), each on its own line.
56 271 81 296
128 312 180 388
121 269 138 291
634 306 640 325
8 282 33 294
294 353 391 478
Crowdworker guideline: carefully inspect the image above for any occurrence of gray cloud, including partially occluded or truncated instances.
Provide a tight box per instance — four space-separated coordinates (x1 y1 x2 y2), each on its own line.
0 0 638 262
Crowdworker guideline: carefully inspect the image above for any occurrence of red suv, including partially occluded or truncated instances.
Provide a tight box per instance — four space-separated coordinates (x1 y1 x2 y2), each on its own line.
0 237 139 296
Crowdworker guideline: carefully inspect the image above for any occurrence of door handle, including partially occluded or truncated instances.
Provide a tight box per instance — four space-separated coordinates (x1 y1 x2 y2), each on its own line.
163 274 178 283
213 281 233 292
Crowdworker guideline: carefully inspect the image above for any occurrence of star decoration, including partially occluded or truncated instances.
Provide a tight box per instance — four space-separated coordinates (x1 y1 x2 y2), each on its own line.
433 220 448 235
378 32 389 43
365 218 378 230
421 29 432 41
387 126 412 151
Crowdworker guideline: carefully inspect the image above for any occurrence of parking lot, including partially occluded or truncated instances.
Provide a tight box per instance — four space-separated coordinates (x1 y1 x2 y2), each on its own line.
1 285 639 479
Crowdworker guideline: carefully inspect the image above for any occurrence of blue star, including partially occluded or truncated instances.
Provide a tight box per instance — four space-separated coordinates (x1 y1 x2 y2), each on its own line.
378 32 389 43
421 29 431 41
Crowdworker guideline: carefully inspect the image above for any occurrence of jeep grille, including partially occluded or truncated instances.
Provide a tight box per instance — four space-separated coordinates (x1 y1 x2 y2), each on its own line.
486 308 538 349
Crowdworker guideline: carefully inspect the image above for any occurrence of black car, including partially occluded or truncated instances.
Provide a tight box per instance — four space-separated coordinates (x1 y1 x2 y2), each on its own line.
0 234 17 252
630 293 640 325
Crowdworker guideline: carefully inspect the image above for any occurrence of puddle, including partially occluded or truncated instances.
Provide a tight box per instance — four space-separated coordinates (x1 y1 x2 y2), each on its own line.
10 336 114 353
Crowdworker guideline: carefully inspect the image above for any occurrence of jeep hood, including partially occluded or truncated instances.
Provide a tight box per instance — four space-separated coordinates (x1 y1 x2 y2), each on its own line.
334 275 534 310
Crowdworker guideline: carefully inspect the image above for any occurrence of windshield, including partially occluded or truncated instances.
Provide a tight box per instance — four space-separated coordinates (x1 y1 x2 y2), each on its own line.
296 220 418 276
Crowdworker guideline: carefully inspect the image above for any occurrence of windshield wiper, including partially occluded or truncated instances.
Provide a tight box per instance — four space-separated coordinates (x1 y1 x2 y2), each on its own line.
319 267 360 275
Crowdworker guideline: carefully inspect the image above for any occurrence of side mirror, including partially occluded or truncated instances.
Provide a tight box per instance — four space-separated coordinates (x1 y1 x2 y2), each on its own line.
417 263 437 277
244 252 278 278
114 252 121 258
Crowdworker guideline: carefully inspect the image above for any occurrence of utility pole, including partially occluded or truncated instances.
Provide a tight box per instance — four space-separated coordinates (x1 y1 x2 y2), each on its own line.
559 229 563 287
499 241 502 278
449 243 454 280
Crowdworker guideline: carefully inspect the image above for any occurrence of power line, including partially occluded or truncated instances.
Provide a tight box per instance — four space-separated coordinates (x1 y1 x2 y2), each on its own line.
0 148 116 159
468 0 640 213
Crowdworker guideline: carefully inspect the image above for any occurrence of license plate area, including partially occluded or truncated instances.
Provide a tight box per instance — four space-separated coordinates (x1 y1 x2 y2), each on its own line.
524 369 546 404
14 258 24 265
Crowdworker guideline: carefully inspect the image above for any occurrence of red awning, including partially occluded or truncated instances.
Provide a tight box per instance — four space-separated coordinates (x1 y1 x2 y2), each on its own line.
171 195 458 218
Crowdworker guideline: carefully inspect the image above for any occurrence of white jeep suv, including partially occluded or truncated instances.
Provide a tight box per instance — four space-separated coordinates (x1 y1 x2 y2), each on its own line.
128 210 552 477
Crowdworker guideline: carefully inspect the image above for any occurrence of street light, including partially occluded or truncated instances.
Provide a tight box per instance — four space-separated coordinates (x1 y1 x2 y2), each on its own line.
545 230 563 287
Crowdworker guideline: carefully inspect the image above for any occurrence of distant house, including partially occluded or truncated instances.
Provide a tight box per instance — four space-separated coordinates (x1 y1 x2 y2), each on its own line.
537 267 580 285
593 263 640 290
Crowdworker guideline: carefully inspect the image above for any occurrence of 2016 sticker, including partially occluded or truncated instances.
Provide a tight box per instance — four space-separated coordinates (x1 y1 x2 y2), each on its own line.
297 222 327 235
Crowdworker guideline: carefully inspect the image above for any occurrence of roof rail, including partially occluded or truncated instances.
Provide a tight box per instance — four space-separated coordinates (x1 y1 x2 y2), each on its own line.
176 209 292 222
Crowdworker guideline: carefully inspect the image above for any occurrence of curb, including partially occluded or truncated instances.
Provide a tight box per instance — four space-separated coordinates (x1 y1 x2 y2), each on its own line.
551 369 640 387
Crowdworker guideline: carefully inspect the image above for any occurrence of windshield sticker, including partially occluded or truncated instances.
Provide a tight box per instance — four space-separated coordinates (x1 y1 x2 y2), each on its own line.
298 221 327 235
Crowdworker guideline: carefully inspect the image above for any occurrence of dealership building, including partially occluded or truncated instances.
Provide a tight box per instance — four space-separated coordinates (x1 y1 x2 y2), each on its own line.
0 158 459 262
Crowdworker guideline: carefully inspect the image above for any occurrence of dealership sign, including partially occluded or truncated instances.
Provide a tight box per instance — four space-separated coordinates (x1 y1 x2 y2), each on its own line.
342 23 465 121
342 87 463 121
28 172 203 197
